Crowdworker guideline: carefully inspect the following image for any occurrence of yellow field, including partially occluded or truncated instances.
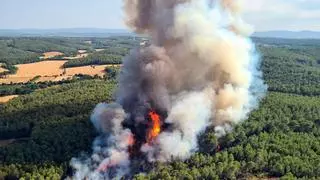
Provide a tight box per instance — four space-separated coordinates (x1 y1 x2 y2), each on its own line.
43 51 64 59
16 60 67 77
0 67 8 73
65 65 107 76
0 95 19 103
0 61 110 84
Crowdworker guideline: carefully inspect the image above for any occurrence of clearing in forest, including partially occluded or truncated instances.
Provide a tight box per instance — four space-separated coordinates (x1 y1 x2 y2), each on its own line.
0 95 19 103
42 51 64 59
0 61 108 84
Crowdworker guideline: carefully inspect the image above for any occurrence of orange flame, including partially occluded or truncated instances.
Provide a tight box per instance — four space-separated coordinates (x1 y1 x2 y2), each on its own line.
97 160 115 172
147 110 161 143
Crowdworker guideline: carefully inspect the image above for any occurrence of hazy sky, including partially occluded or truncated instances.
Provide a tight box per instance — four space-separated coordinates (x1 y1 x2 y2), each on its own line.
0 0 319 31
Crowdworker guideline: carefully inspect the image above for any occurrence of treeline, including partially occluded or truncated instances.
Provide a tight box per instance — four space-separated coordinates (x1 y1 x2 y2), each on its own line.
260 45 320 96
0 64 17 77
2 37 91 56
0 39 40 65
0 36 139 66
0 66 121 97
0 37 87 65
0 80 116 179
253 37 320 48
101 47 130 56
62 42 134 68
0 75 103 96
89 36 141 49
0 164 63 179
63 51 123 68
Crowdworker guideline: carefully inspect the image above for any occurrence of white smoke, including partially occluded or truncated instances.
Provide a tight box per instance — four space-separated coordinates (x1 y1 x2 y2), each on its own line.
70 103 133 179
141 87 214 161
121 0 266 159
70 0 266 179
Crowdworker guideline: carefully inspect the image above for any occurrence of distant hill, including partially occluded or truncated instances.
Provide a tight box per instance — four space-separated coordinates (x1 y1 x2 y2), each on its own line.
0 28 133 37
253 31 320 39
1 29 320 39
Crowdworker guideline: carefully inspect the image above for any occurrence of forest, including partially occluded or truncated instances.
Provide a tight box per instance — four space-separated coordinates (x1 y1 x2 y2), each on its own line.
0 37 319 179
0 37 140 74
62 51 124 68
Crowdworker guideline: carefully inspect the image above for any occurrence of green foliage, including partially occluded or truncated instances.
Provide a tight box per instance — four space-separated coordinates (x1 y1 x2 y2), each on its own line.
0 75 104 96
0 164 63 179
0 80 116 178
1 37 91 57
90 36 140 49
63 51 123 68
62 37 137 67
0 63 18 77
29 75 41 82
0 39 40 65
0 37 320 179
105 66 121 80
258 39 320 95
0 36 138 66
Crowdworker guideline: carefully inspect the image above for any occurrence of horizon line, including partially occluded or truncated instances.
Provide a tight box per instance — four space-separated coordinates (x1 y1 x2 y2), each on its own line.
0 28 319 33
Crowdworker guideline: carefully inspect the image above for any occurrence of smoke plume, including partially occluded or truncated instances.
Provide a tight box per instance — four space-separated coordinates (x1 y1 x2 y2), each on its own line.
70 0 266 179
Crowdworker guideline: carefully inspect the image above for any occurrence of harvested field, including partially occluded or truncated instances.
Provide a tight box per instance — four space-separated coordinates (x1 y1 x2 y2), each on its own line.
43 51 64 59
13 60 67 77
0 95 19 103
0 67 8 73
64 65 108 76
0 61 111 84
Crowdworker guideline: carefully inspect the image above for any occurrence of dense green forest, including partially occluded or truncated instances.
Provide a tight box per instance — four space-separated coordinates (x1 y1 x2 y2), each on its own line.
61 37 138 68
0 63 17 77
0 37 88 65
0 75 105 96
0 37 139 77
62 50 124 68
0 80 116 179
258 39 320 95
0 37 319 179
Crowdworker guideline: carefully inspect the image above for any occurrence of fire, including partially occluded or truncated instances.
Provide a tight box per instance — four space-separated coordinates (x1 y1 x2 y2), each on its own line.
97 160 115 172
147 110 161 143
128 134 135 146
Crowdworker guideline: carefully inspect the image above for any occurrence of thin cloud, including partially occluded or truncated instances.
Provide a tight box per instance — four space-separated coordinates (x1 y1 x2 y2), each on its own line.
243 0 320 31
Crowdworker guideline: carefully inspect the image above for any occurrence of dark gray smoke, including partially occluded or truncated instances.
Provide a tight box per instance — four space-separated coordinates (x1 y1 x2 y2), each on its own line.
70 0 266 179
